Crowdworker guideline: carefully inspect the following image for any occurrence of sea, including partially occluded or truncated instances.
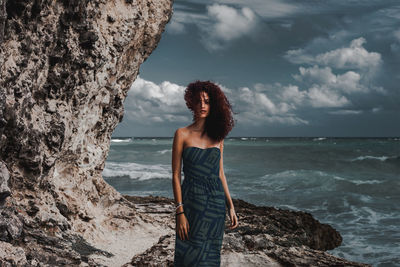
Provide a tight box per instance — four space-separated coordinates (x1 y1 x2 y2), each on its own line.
103 137 400 267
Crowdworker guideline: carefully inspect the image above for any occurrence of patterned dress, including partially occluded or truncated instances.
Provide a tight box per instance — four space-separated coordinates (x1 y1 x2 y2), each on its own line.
174 146 227 266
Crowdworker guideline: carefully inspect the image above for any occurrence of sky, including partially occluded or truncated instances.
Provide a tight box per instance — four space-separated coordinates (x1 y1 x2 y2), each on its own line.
113 0 400 137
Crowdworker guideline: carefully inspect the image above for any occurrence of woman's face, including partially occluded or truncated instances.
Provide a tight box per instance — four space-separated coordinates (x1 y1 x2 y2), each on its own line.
195 91 210 119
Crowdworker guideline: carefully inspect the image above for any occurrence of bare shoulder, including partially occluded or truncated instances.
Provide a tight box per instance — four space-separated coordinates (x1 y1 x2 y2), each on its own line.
174 127 189 145
175 127 189 137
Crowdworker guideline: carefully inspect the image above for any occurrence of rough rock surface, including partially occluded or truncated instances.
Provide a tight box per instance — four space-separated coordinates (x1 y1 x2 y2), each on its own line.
123 195 371 267
0 0 173 265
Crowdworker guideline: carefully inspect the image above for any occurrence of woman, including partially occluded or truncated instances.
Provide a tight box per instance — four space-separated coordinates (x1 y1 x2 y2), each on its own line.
172 80 238 266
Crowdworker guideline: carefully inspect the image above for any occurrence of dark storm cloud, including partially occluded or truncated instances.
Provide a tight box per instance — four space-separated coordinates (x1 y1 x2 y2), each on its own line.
113 0 400 137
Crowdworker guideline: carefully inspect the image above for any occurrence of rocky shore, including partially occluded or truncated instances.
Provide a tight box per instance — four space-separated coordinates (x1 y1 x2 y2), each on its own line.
123 195 370 267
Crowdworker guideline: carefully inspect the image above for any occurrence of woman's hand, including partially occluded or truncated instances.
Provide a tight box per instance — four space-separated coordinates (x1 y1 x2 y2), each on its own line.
228 208 238 229
176 213 190 240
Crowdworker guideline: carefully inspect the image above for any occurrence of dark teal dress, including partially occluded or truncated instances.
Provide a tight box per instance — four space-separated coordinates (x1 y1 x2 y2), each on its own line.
174 146 226 266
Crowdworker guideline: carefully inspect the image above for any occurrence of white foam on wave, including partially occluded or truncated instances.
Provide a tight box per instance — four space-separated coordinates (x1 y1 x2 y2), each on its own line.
256 168 398 265
261 170 386 190
332 175 346 181
157 149 171 154
350 155 390 161
278 204 300 211
313 137 327 141
259 169 337 191
362 207 379 224
332 196 399 227
103 161 170 180
352 179 383 185
359 195 373 203
333 175 383 185
111 138 132 143
262 169 333 180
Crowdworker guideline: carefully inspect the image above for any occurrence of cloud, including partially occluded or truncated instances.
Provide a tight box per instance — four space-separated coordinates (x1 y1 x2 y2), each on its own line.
275 79 351 109
371 107 382 113
281 37 387 110
294 65 365 94
316 38 382 69
167 3 262 50
307 86 350 108
166 19 186 34
236 87 294 115
123 77 309 128
207 4 258 41
390 29 400 56
199 4 261 51
121 71 390 131
393 29 400 42
124 77 189 125
213 0 299 19
328 109 363 115
280 85 306 105
285 37 382 70
228 84 309 125
165 8 209 35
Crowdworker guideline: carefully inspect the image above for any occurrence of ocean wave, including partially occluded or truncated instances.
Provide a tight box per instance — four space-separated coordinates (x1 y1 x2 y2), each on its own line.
351 179 383 185
350 155 396 162
157 149 171 154
259 169 337 191
261 169 333 180
313 137 327 141
111 138 132 143
260 169 386 189
103 162 170 180
331 175 384 185
278 204 301 211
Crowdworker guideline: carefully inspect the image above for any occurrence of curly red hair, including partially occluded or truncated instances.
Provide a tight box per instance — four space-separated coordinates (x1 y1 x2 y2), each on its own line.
184 80 235 142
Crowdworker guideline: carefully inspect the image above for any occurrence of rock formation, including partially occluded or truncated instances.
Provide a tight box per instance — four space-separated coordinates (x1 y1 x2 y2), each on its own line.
0 0 173 265
123 195 371 267
0 0 371 266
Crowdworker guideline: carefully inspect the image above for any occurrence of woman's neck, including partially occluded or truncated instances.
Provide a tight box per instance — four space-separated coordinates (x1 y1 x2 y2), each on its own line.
191 117 206 132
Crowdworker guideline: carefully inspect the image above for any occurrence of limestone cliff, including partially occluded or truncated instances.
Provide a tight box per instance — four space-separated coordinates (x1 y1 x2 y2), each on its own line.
0 0 173 265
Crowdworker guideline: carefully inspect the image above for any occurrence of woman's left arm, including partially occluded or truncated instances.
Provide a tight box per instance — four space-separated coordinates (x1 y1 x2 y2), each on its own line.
219 140 238 229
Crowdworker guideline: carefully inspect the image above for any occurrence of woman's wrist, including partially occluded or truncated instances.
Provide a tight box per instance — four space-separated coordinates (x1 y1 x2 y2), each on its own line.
228 205 235 211
176 205 184 212
176 211 185 217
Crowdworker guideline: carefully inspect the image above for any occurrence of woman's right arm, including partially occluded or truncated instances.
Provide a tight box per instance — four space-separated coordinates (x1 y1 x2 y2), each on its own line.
171 128 190 240
171 128 184 210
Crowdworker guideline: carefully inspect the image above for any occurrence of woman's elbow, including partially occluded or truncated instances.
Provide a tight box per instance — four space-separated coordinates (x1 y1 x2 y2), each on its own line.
172 174 181 182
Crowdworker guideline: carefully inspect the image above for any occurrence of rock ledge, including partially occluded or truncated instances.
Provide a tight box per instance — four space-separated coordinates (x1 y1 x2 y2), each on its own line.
123 195 371 267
